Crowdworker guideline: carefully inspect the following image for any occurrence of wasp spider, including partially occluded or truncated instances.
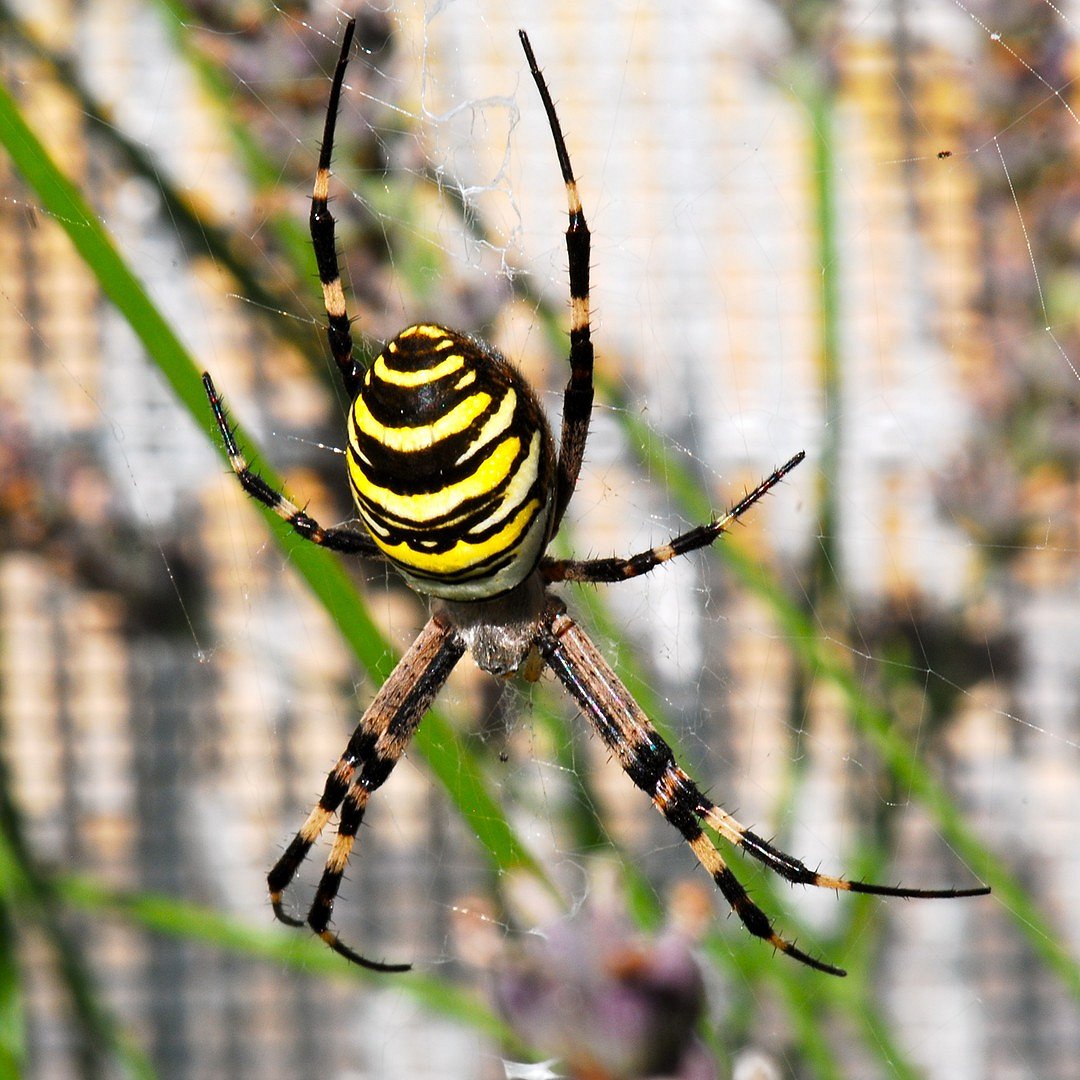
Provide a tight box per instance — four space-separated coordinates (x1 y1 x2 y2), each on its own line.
203 20 988 975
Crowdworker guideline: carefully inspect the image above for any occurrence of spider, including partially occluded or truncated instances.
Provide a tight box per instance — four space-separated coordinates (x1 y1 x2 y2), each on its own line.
202 20 989 976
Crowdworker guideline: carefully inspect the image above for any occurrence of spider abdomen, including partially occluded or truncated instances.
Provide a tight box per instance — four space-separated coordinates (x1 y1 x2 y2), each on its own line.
348 324 556 600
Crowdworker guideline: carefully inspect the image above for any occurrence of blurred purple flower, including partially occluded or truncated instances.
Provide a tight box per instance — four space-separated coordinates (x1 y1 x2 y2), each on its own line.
495 907 716 1079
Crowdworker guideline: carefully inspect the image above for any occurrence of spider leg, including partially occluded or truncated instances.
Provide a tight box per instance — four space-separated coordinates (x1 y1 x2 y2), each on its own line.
202 372 384 559
696 802 990 899
519 31 593 531
311 18 364 399
268 613 465 972
538 610 988 977
542 452 805 583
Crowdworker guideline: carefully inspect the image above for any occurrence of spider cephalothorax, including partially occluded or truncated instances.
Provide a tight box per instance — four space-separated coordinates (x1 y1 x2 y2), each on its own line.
203 19 988 976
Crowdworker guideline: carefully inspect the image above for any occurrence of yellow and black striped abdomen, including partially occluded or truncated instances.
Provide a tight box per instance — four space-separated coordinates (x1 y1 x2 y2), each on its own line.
347 324 556 600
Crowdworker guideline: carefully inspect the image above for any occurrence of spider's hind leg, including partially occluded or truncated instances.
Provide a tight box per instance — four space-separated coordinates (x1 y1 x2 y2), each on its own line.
267 758 351 929
268 614 465 972
538 608 842 973
538 609 988 976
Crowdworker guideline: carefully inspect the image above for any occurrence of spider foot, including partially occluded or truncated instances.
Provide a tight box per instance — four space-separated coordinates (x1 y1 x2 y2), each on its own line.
270 894 306 929
844 880 991 900
770 933 847 978
314 927 412 973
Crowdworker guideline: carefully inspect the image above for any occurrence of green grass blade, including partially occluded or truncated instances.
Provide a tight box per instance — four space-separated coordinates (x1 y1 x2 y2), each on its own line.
6 18 1075 1077
0 66 551 902
0 884 25 1079
56 875 520 1051
0 1 318 364
0 757 157 1080
614 401 1080 1001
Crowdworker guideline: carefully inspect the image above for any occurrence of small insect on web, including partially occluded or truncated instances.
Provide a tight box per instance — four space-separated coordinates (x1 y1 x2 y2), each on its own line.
203 19 989 975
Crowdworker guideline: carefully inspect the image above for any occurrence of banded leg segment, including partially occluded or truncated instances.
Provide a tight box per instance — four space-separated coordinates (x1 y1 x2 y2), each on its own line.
268 614 465 972
203 372 383 558
538 610 988 977
698 801 989 900
519 31 594 532
311 18 364 398
542 452 805 583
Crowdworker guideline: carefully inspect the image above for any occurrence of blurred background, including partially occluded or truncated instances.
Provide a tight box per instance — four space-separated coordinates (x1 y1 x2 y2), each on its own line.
1 0 1078 1077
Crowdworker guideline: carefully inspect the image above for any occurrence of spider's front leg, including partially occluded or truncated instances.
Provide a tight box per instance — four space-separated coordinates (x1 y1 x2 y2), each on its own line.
268 614 465 971
538 610 988 976
518 31 594 530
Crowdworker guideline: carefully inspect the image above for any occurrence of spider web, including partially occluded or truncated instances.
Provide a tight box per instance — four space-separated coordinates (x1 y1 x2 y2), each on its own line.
1 0 1078 1078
